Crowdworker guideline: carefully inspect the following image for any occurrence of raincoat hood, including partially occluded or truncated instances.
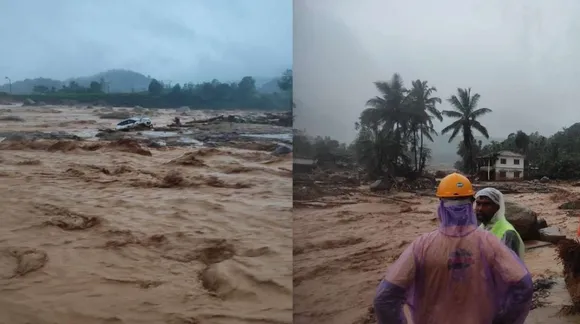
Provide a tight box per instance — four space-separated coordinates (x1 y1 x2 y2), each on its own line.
475 187 506 230
437 198 478 237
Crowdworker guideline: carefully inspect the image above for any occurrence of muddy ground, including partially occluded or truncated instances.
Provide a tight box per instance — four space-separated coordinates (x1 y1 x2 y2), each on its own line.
293 180 580 324
0 104 292 324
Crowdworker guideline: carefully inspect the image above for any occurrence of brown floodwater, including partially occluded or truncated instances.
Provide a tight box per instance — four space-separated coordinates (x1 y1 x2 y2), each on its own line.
0 106 292 324
293 186 580 324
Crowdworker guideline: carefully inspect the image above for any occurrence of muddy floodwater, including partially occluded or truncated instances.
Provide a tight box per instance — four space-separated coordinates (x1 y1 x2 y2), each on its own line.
0 105 292 324
293 183 580 324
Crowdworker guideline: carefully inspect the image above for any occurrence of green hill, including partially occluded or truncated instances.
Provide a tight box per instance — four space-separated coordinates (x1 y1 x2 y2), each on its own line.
0 70 152 94
0 70 286 95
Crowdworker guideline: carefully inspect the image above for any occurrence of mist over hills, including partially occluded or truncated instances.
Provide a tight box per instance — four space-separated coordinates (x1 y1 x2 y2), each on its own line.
0 69 284 95
426 134 502 167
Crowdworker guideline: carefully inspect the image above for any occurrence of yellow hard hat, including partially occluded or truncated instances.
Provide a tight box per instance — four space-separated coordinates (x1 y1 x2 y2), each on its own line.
436 172 474 198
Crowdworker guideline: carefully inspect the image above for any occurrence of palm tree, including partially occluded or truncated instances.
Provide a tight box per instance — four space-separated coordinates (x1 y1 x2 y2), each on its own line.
407 80 442 172
514 130 530 155
366 73 410 135
364 73 411 175
441 88 492 173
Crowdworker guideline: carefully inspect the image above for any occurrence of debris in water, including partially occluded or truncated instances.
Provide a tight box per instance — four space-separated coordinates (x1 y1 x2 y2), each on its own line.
556 238 580 311
532 276 557 309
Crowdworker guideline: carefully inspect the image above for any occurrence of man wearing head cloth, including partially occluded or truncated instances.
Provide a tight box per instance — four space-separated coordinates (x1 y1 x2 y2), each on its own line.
373 173 532 324
475 187 525 259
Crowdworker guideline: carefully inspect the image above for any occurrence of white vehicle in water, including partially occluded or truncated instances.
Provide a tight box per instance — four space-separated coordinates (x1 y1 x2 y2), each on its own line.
115 117 153 131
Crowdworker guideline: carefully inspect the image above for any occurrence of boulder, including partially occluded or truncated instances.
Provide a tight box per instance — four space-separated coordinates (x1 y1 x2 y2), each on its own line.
537 218 548 229
505 200 540 240
539 227 566 244
370 179 389 192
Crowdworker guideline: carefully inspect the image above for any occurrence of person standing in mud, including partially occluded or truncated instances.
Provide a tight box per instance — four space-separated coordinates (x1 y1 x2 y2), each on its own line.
373 173 533 324
475 187 525 259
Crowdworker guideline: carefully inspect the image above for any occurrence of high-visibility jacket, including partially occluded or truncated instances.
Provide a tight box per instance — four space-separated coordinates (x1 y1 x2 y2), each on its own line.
481 216 525 258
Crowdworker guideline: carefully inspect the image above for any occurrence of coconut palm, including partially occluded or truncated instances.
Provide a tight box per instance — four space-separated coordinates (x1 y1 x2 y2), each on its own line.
407 80 442 172
363 73 412 175
366 73 410 135
441 88 492 173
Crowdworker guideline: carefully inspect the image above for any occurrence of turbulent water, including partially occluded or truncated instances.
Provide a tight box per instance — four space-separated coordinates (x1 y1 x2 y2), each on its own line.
293 188 580 324
0 106 292 324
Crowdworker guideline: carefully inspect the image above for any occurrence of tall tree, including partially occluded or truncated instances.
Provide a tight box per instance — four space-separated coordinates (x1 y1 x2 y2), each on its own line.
514 130 530 154
364 73 411 176
277 69 294 116
441 88 492 173
407 80 442 173
148 79 163 95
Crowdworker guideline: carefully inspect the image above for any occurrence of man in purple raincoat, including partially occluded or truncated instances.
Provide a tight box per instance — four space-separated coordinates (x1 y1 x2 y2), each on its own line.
373 173 533 324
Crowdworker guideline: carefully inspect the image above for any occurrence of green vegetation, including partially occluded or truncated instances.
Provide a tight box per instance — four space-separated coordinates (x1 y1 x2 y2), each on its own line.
296 73 491 178
1 70 293 111
441 88 492 173
297 72 580 180
478 126 580 180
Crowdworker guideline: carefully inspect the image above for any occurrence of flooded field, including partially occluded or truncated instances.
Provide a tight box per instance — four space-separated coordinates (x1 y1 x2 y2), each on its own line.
293 183 580 324
0 105 293 324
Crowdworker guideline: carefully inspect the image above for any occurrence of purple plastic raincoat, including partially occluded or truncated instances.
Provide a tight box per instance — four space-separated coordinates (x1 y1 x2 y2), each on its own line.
374 199 533 324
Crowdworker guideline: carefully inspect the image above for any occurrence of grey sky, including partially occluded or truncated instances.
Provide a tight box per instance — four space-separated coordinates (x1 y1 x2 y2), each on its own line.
294 0 580 143
0 0 291 83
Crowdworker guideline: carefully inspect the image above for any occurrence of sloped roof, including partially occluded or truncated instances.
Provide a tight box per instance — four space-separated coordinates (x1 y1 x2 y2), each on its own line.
478 150 525 159
497 150 525 158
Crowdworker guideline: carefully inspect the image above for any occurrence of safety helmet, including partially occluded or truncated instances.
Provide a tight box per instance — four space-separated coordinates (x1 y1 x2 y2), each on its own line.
436 172 474 198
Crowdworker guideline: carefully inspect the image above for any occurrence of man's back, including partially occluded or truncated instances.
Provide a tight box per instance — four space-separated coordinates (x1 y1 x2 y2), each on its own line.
400 229 529 324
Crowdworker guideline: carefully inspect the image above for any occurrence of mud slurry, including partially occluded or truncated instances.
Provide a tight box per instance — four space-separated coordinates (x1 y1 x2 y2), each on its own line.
0 248 49 279
0 137 292 324
293 187 580 324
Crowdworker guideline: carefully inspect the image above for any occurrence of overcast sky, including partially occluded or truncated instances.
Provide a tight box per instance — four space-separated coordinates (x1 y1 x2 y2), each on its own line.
0 0 291 84
294 0 580 142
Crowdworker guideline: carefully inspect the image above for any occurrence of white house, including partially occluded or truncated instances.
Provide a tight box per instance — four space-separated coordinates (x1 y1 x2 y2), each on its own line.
477 150 525 181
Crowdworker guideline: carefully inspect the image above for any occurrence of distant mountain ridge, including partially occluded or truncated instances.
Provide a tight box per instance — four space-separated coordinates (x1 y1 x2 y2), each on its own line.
0 69 284 95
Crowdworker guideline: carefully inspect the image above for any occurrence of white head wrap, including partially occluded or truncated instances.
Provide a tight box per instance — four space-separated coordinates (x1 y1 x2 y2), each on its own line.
474 187 506 223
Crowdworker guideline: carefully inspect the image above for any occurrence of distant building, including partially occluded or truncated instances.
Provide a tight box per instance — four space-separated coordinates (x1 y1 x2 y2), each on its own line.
294 158 317 173
476 150 525 181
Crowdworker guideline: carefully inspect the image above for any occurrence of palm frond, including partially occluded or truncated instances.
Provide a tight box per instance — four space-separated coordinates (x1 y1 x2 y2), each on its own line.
468 93 481 111
441 119 462 135
373 81 391 96
471 120 490 138
448 125 462 142
366 96 385 108
470 107 492 119
447 95 465 113
423 131 435 142
441 110 463 118
458 88 472 113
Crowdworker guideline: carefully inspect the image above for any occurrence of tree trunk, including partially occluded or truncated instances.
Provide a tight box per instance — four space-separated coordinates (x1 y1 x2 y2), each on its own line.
374 129 383 177
412 127 418 172
419 129 425 173
462 126 473 174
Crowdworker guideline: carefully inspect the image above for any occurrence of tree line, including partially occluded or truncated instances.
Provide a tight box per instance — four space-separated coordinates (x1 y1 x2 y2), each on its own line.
476 126 580 180
295 73 492 178
5 70 293 111
297 72 580 181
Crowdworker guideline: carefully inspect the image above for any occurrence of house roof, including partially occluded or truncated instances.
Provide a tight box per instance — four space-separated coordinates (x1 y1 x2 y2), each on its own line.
478 150 525 159
496 150 525 158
